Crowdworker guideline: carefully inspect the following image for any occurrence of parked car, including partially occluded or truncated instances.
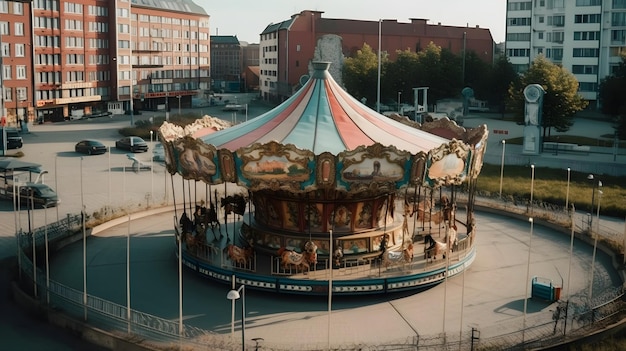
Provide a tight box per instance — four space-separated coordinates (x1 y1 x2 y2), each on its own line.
0 128 23 149
75 139 107 155
152 142 165 162
19 183 60 208
115 136 148 153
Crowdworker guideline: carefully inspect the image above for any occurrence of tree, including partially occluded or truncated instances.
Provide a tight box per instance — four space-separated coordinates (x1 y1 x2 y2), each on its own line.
507 55 588 137
343 43 384 108
485 55 519 115
598 55 626 138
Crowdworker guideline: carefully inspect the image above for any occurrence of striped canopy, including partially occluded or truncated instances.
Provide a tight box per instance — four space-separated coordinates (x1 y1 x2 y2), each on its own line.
199 62 450 155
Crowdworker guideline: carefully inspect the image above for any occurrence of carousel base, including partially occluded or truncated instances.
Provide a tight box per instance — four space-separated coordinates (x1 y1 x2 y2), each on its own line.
177 220 476 296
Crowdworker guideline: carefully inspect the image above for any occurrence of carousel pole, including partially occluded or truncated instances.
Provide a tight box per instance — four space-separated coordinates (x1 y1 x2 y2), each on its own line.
225 182 229 242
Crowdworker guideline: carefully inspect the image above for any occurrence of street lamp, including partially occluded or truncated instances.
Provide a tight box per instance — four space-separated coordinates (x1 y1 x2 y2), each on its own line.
587 174 602 231
227 283 246 351
529 164 535 215
565 168 571 212
176 95 181 116
589 190 603 304
397 91 402 113
499 140 506 198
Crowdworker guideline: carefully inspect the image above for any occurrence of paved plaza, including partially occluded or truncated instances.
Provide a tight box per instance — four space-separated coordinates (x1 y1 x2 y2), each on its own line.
0 109 625 349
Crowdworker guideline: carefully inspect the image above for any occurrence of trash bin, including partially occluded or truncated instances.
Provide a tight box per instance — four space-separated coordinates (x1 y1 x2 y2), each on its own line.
554 286 562 301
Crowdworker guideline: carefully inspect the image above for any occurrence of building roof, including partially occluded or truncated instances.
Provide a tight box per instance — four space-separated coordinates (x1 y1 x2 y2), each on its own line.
131 0 207 15
210 36 240 45
261 17 295 35
198 62 449 155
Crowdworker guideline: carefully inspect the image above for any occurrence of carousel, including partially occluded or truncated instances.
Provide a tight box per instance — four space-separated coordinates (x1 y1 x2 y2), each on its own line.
158 61 489 295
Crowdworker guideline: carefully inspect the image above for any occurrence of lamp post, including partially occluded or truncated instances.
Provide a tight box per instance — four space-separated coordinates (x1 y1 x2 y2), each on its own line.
499 140 506 198
177 95 181 116
44 203 50 304
529 164 535 215
227 282 246 351
587 174 602 231
149 130 154 205
589 190 603 305
565 168 571 212
397 91 402 113
522 217 534 342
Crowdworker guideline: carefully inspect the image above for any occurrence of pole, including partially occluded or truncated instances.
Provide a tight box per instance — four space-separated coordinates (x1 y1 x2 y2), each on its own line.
522 217 534 342
30 189 36 297
328 229 333 350
588 174 595 230
564 204 575 335
55 156 59 221
178 214 183 336
231 274 236 342
150 131 154 205
127 213 131 333
108 146 111 207
589 190 602 304
44 205 50 304
565 168 570 212
499 140 506 198
376 19 381 113
81 157 87 320
241 285 246 351
529 165 535 215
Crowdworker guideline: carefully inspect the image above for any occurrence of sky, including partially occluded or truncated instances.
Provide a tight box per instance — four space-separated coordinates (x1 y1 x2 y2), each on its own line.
200 0 507 44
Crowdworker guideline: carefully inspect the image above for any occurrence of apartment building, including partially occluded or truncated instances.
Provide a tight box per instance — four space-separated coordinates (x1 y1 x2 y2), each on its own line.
2 0 209 123
210 35 241 93
505 0 626 103
259 10 495 102
0 0 33 126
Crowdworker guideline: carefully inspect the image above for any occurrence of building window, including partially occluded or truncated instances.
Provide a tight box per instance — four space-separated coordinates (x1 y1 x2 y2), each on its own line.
508 17 531 26
548 15 565 26
578 82 598 92
577 0 602 5
575 14 602 23
574 31 600 40
16 65 26 79
613 0 626 9
612 30 626 44
507 32 531 41
612 12 626 26
15 43 24 57
510 1 533 10
0 1 7 13
13 2 23 14
547 31 564 43
1 42 9 57
547 0 565 9
573 48 599 57
3 65 11 80
572 65 598 74
546 48 564 60
507 48 530 57
539 16 545 23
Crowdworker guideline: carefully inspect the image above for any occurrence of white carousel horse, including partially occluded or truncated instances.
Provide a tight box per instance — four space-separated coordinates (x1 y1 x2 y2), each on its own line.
381 243 414 268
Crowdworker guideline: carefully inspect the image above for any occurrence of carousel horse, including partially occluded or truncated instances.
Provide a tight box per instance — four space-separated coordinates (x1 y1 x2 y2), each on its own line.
221 194 247 216
223 244 254 266
424 226 456 260
333 246 344 267
277 241 318 272
381 243 414 268
179 212 194 234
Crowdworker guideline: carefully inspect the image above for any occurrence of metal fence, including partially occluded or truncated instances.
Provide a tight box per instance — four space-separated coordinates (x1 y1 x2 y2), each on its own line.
13 197 626 351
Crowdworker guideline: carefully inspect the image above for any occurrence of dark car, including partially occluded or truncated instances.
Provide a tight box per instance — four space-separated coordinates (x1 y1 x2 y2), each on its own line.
0 128 23 149
115 136 148 153
19 183 60 208
75 139 107 155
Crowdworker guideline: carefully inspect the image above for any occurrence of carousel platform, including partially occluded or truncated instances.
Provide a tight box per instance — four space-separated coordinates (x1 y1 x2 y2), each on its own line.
176 217 475 296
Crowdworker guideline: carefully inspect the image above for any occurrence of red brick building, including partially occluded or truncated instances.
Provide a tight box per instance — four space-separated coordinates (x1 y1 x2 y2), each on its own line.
259 10 495 102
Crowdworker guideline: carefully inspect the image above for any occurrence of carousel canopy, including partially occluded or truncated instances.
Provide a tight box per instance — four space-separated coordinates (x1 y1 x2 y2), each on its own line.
159 61 489 192
199 62 450 155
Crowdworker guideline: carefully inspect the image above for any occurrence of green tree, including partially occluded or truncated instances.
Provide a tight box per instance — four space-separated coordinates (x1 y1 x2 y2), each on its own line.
382 49 419 108
343 43 384 108
598 55 626 138
485 55 519 115
507 55 588 137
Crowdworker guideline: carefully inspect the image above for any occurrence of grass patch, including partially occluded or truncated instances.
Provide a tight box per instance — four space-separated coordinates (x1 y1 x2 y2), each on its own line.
476 163 626 217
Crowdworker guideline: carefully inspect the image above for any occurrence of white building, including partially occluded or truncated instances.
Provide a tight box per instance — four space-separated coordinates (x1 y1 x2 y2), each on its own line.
505 0 626 104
